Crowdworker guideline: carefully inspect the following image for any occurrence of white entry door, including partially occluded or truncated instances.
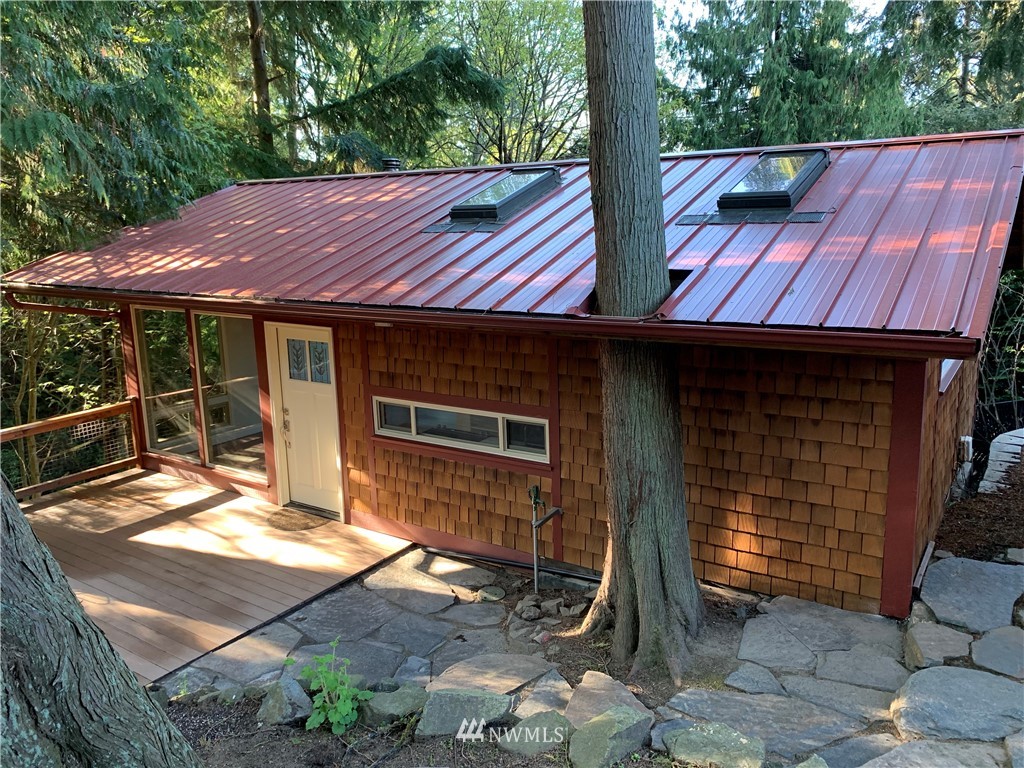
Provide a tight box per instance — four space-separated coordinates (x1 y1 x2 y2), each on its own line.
273 325 342 514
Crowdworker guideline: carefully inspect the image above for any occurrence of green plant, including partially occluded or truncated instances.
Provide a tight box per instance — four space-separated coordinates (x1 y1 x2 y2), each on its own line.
283 639 373 734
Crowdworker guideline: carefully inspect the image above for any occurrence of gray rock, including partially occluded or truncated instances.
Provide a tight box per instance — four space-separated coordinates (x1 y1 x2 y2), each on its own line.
1008 548 1024 565
520 606 542 621
725 662 785 695
666 690 862 759
541 598 564 616
1006 730 1023 768
369 677 396 693
430 628 508 673
815 733 902 768
498 710 573 757
289 585 402 643
568 705 652 768
650 718 696 752
908 601 936 626
415 689 512 738
794 757 829 768
515 669 574 718
781 675 894 721
564 670 654 728
257 677 312 727
426 653 554 694
904 622 972 669
816 651 909 691
857 740 1006 767
216 686 245 705
663 722 765 768
409 550 496 588
394 656 431 687
764 595 902 654
284 641 402 689
438 603 507 628
163 667 216 699
737 615 816 672
363 552 457 614
518 594 543 609
362 685 428 727
891 666 1024 741
367 611 451 658
972 625 1024 679
193 622 301 683
243 670 282 699
920 557 1024 633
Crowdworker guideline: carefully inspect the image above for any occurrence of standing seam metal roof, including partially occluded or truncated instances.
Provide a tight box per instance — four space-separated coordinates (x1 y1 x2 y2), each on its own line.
6 130 1022 345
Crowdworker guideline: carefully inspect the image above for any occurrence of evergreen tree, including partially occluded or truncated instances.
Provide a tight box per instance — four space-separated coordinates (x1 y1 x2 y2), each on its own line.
663 0 916 150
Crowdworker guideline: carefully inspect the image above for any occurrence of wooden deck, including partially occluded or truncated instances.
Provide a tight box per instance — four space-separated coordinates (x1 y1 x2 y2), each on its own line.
22 470 409 685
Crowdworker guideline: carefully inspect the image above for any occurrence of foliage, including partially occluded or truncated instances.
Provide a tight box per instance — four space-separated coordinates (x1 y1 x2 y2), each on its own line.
661 0 917 150
428 0 589 165
977 270 1024 440
880 0 1024 133
284 639 373 735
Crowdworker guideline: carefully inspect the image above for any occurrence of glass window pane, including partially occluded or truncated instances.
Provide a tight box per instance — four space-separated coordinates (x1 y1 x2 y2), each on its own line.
137 309 199 460
309 341 331 384
729 153 813 194
196 315 266 476
379 402 412 433
507 420 546 456
415 407 499 448
287 338 308 381
458 172 545 207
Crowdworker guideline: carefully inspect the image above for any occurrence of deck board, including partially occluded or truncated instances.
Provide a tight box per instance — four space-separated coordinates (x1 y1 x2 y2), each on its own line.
23 470 409 685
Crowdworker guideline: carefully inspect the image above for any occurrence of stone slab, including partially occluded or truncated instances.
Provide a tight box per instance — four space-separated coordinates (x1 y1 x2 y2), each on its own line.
781 675 894 722
1006 730 1023 768
814 733 901 768
568 705 652 768
363 552 457 614
725 662 785 695
256 677 312 727
438 602 508 628
1008 548 1024 565
736 614 816 672
514 669 574 718
816 650 909 692
904 622 971 669
367 611 451 658
288 585 402 643
858 740 1006 768
410 550 496 588
416 689 512 738
362 684 428 727
497 710 572 757
663 722 765 768
426 653 554 694
564 670 654 729
665 690 862 759
193 622 301 684
284 641 402 688
393 656 431 688
972 625 1024 679
920 557 1024 633
764 595 901 654
430 628 508 674
650 718 696 752
891 666 1024 741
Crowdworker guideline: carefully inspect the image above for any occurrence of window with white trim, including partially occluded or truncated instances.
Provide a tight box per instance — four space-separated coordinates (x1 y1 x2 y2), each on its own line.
372 397 549 462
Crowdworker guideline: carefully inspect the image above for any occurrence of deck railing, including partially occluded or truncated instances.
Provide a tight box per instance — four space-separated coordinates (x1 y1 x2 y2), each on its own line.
0 399 140 500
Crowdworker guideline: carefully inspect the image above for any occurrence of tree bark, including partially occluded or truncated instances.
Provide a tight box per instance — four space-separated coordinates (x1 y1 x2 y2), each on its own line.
580 0 704 684
247 0 274 156
1 481 202 768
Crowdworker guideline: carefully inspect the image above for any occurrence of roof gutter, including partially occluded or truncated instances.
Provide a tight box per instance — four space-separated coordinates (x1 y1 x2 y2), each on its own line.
1 282 980 360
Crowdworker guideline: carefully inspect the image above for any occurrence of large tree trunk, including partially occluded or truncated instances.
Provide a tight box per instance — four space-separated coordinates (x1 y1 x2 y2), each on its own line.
1 481 202 768
580 0 704 684
247 0 274 156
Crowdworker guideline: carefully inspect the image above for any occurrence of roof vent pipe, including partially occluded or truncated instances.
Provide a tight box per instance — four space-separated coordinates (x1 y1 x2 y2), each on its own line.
382 157 402 171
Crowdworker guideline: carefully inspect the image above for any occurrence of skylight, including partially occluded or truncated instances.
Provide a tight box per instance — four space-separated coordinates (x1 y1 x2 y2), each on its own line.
718 149 829 210
450 167 561 222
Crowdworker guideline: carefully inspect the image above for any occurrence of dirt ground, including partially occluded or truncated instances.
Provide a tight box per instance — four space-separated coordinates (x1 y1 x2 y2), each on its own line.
168 578 745 768
935 457 1023 560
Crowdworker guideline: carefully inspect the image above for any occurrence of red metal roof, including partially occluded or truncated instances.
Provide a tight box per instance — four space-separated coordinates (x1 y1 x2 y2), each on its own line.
6 130 1022 353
